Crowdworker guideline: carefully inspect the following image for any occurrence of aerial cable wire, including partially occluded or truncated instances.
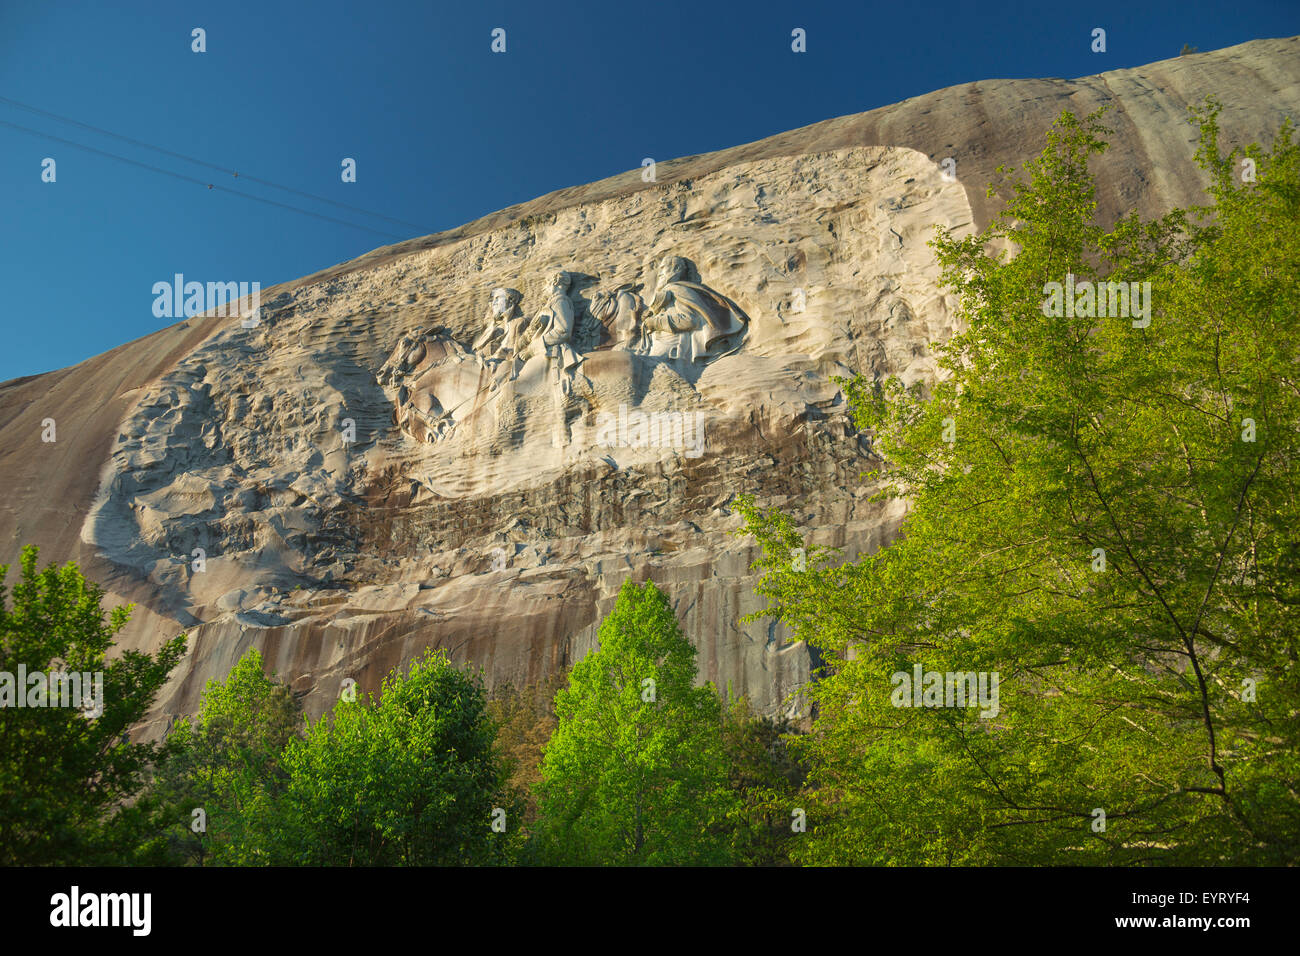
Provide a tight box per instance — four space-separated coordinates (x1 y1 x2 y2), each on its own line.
0 95 428 233
0 118 410 241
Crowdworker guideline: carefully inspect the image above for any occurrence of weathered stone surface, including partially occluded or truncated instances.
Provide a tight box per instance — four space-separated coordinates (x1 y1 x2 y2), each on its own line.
1 38 1296 735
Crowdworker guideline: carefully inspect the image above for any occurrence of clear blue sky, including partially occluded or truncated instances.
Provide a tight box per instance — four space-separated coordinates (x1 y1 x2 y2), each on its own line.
1 0 1296 382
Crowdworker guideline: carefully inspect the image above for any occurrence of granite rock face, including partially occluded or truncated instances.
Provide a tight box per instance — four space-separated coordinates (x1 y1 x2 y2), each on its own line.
81 145 957 724
2 38 1297 734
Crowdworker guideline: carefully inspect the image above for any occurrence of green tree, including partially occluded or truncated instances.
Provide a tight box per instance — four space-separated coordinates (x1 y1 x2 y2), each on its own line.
487 675 563 831
722 697 807 866
270 649 514 865
738 105 1300 865
0 545 186 865
147 648 302 864
531 579 735 865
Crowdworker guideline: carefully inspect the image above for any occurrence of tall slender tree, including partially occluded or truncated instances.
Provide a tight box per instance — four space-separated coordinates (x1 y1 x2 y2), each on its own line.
531 579 734 865
148 647 303 864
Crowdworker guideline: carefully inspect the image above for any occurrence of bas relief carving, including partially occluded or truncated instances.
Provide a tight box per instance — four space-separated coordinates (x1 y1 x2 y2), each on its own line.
378 256 749 446
589 284 647 352
512 271 582 391
641 256 748 364
471 286 525 364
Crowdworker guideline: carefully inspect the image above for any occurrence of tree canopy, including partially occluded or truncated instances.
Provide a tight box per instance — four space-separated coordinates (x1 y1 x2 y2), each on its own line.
148 647 303 865
738 104 1300 865
272 648 514 865
0 545 186 865
531 579 735 865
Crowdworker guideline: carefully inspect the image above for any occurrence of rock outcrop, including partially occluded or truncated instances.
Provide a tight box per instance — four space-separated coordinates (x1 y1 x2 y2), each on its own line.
1 37 1296 734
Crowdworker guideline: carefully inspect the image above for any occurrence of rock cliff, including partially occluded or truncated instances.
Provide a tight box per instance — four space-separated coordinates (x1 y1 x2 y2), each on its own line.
2 37 1296 732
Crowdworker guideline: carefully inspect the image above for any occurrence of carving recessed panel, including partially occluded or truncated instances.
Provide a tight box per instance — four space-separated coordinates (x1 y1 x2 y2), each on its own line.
378 256 750 446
